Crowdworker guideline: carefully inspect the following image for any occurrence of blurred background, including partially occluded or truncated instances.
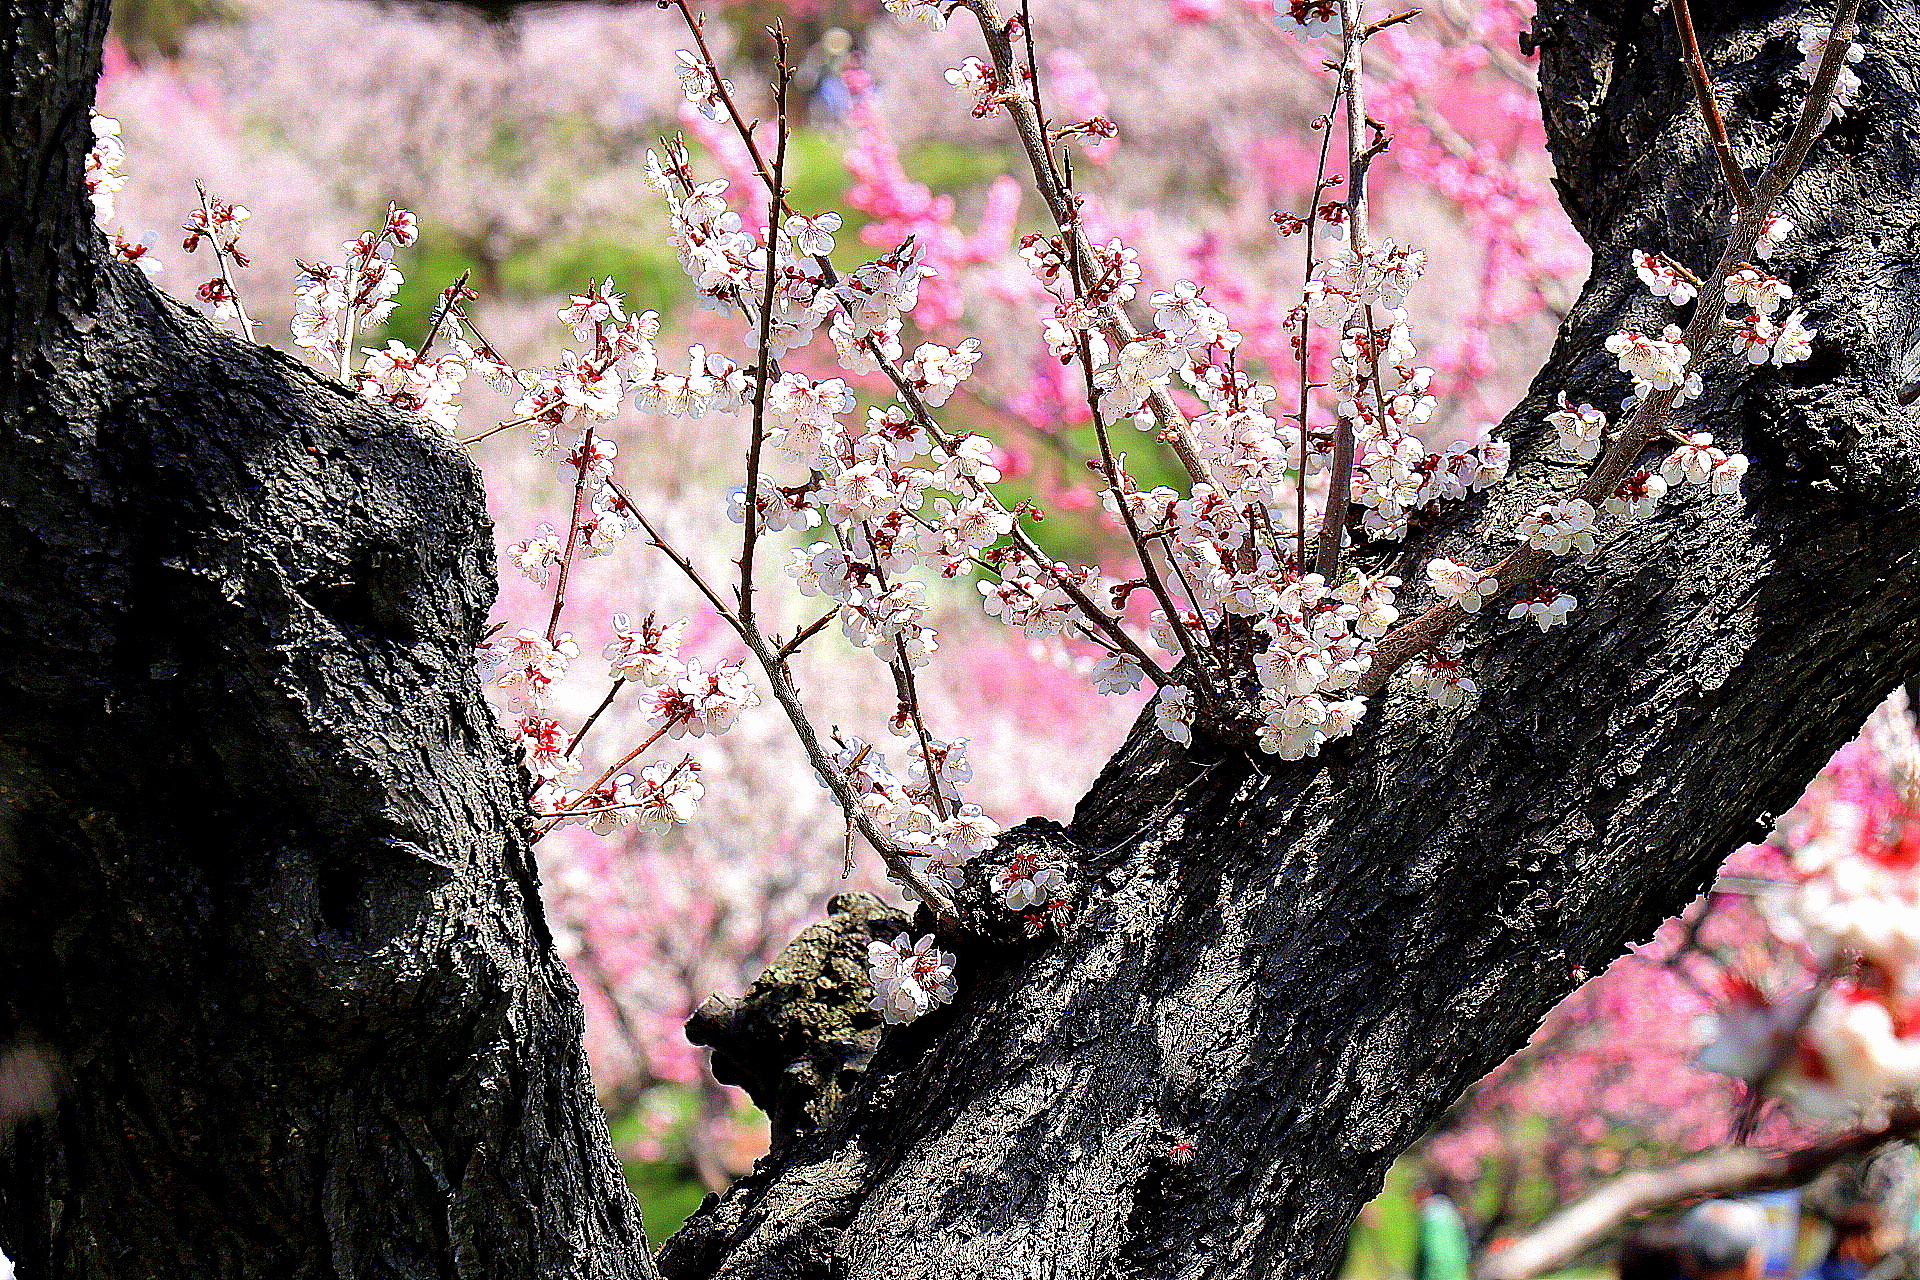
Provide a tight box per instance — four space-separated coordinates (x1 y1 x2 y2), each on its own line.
40 2 1920 1278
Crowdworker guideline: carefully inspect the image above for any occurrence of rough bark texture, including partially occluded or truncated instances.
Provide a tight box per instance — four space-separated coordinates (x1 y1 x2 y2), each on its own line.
0 3 655 1277
5 1 1920 1279
655 3 1920 1278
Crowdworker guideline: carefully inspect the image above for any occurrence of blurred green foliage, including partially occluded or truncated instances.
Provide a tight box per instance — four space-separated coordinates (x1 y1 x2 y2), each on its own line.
110 0 230 60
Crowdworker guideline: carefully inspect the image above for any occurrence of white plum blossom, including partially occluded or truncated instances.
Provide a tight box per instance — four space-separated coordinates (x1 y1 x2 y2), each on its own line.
357 340 468 431
920 496 1012 573
1272 0 1337 38
630 760 705 836
1661 433 1748 495
674 49 731 120
1605 470 1669 519
513 714 577 783
1755 210 1795 260
1154 685 1195 746
784 211 842 258
1516 498 1599 557
558 278 625 341
1426 558 1502 613
1257 693 1366 760
993 858 1065 911
1633 250 1698 305
507 525 564 587
1799 24 1866 121
1730 311 1784 365
648 660 761 738
85 110 127 223
1508 590 1577 632
867 933 958 1025
944 57 1000 117
480 629 579 714
902 339 981 408
1772 311 1816 365
882 0 948 27
603 613 688 685
1407 655 1478 710
1724 265 1793 316
1546 394 1608 461
1091 653 1145 696
1606 326 1700 402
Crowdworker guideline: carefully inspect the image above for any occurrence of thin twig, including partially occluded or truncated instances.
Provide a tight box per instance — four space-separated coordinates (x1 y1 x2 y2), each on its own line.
1313 0 1378 581
566 678 628 762
544 424 597 644
418 270 472 359
1672 0 1756 209
737 32 791 633
194 181 256 345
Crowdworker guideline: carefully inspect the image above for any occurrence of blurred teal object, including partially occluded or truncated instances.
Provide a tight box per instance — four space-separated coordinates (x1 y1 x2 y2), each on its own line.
1415 1193 1471 1280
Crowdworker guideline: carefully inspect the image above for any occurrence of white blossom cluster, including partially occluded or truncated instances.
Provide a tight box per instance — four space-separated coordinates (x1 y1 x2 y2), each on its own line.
1800 23 1867 122
824 734 1001 893
1406 653 1478 709
85 110 128 223
356 339 469 432
1271 0 1339 40
496 610 754 837
463 174 1016 891
993 857 1066 911
1605 326 1701 405
1516 498 1599 557
867 932 958 1025
1662 432 1748 496
944 57 1003 118
1017 219 1515 746
291 207 415 367
1632 251 1698 306
518 700 706 839
479 628 580 715
882 0 948 30
673 49 731 122
88 112 165 277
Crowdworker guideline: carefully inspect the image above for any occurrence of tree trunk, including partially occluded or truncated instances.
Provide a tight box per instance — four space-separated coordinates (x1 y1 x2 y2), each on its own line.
4 2 1920 1280
0 4 654 1277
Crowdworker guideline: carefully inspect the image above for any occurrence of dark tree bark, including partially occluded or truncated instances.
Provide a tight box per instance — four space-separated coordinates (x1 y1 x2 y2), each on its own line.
4 2 1920 1280
0 4 653 1277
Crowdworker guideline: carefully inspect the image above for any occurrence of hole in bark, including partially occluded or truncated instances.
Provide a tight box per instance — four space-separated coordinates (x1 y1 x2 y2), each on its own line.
314 860 365 940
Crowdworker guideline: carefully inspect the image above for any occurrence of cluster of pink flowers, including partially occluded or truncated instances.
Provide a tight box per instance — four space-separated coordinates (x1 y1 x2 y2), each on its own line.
1700 696 1920 1116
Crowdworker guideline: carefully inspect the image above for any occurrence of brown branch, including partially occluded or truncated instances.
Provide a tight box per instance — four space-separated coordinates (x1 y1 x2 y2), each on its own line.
737 30 790 633
1672 0 1756 209
1477 1110 1920 1280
